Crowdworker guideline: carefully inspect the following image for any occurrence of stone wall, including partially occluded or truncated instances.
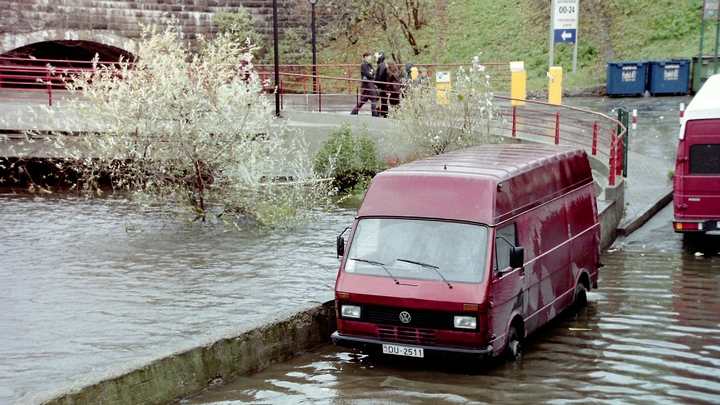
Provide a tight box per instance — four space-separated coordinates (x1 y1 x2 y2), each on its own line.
40 301 337 405
0 0 305 55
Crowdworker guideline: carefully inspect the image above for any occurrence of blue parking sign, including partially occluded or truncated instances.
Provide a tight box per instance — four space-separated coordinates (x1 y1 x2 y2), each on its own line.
554 29 576 43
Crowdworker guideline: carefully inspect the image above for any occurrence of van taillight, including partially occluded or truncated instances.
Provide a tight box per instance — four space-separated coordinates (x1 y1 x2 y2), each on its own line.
674 222 702 231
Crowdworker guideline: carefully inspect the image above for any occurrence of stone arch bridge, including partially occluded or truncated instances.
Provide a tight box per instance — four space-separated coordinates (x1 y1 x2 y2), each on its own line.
0 0 305 63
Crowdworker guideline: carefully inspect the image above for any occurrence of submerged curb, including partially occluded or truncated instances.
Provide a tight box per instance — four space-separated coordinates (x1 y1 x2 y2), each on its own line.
41 301 337 405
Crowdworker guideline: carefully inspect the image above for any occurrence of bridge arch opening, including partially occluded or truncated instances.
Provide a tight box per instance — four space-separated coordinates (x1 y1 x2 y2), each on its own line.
1 40 134 66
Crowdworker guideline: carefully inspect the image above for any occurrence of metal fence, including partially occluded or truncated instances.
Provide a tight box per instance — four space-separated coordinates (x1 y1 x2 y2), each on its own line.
0 57 624 184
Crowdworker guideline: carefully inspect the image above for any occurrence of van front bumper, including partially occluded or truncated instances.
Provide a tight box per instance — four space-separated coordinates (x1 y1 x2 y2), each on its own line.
331 331 494 360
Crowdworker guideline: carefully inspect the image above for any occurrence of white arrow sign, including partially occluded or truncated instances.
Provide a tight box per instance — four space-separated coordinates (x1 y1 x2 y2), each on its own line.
561 30 573 41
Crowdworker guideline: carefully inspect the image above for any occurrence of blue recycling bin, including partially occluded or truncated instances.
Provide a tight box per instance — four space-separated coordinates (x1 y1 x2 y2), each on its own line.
648 60 690 95
606 61 648 96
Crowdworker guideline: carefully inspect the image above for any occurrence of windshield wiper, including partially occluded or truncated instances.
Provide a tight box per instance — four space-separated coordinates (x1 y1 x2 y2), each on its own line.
350 258 399 284
397 258 452 289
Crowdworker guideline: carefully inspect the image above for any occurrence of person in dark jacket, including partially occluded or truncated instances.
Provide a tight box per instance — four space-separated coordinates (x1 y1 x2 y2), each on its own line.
374 51 389 117
350 52 379 116
403 61 414 82
387 60 403 108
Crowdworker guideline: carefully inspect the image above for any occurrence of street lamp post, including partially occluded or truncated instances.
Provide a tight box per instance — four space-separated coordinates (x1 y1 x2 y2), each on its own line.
308 0 317 94
273 0 280 117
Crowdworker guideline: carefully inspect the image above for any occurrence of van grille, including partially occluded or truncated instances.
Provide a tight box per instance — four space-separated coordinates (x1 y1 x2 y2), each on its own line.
378 325 436 345
364 305 453 330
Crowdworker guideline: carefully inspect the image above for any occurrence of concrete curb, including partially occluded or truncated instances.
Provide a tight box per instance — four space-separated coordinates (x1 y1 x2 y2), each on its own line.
41 301 337 405
617 191 674 236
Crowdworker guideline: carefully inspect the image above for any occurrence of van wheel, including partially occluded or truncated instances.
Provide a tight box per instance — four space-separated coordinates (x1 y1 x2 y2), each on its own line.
573 283 588 311
504 325 522 362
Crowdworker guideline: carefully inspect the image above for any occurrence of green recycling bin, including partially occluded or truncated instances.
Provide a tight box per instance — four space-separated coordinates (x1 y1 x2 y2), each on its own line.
692 55 720 94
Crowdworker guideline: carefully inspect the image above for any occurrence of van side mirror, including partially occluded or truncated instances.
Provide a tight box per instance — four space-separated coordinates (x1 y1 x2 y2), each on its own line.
496 235 524 275
336 227 350 258
510 246 524 269
336 235 345 257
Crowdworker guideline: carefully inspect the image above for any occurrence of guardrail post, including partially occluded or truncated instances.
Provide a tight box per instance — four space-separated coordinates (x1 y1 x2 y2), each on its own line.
609 129 617 186
554 112 560 144
592 121 598 155
46 68 52 106
512 105 517 137
318 81 322 113
616 133 623 177
617 107 629 177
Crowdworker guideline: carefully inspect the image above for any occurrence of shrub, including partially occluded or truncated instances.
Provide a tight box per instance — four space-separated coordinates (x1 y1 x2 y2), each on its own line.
312 123 385 193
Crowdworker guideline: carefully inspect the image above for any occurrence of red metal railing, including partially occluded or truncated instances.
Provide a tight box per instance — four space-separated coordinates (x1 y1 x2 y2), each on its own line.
0 57 624 183
491 98 624 186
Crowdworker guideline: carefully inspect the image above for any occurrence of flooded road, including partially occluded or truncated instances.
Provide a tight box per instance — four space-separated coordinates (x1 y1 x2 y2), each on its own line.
0 192 356 405
182 204 720 405
1 94 713 405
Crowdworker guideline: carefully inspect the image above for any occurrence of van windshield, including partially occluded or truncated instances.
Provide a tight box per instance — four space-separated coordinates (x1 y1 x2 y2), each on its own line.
344 218 489 284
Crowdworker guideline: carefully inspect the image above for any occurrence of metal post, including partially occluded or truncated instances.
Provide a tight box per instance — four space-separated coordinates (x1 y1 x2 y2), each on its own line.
617 107 628 178
549 0 556 69
273 0 280 117
592 121 598 156
512 105 517 137
309 0 318 95
46 68 52 106
714 20 720 74
609 130 616 186
555 112 561 144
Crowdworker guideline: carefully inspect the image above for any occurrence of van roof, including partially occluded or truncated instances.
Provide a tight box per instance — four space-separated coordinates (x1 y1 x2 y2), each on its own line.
684 74 720 122
357 144 593 225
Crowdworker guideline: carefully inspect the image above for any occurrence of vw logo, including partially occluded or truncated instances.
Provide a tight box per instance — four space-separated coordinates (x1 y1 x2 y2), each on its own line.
398 311 412 324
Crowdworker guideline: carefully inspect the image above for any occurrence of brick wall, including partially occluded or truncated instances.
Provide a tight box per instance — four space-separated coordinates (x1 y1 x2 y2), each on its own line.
0 0 305 55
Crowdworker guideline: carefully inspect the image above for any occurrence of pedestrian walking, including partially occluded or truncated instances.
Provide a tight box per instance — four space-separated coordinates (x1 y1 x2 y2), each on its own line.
350 52 379 116
374 51 389 117
387 60 403 109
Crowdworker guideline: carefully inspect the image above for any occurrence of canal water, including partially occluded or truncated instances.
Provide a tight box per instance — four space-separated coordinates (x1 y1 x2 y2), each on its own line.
181 204 720 405
0 191 357 405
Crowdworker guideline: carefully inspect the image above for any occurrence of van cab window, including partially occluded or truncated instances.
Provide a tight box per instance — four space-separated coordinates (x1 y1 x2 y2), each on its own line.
344 218 489 284
495 224 517 271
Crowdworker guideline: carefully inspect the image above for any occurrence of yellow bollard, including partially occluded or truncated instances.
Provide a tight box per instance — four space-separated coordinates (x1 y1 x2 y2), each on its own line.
436 71 451 105
510 61 526 106
548 66 563 105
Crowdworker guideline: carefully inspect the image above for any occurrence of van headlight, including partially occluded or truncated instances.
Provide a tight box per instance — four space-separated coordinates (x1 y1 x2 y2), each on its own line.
341 305 361 319
454 315 477 330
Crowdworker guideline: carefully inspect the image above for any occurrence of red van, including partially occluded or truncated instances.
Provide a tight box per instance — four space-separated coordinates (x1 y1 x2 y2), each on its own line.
332 144 602 361
673 74 720 235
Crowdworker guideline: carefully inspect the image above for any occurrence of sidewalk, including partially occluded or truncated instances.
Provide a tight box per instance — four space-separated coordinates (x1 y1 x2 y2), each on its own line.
617 151 673 235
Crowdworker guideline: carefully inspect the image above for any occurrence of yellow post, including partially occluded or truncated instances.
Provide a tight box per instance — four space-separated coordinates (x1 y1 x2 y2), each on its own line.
436 71 451 105
510 61 526 106
548 66 563 105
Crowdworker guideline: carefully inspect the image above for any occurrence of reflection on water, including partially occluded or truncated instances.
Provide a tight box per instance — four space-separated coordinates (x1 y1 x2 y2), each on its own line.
183 207 720 405
0 191 356 405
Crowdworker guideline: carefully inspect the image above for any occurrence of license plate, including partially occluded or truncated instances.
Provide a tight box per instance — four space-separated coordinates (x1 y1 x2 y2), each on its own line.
382 343 424 358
